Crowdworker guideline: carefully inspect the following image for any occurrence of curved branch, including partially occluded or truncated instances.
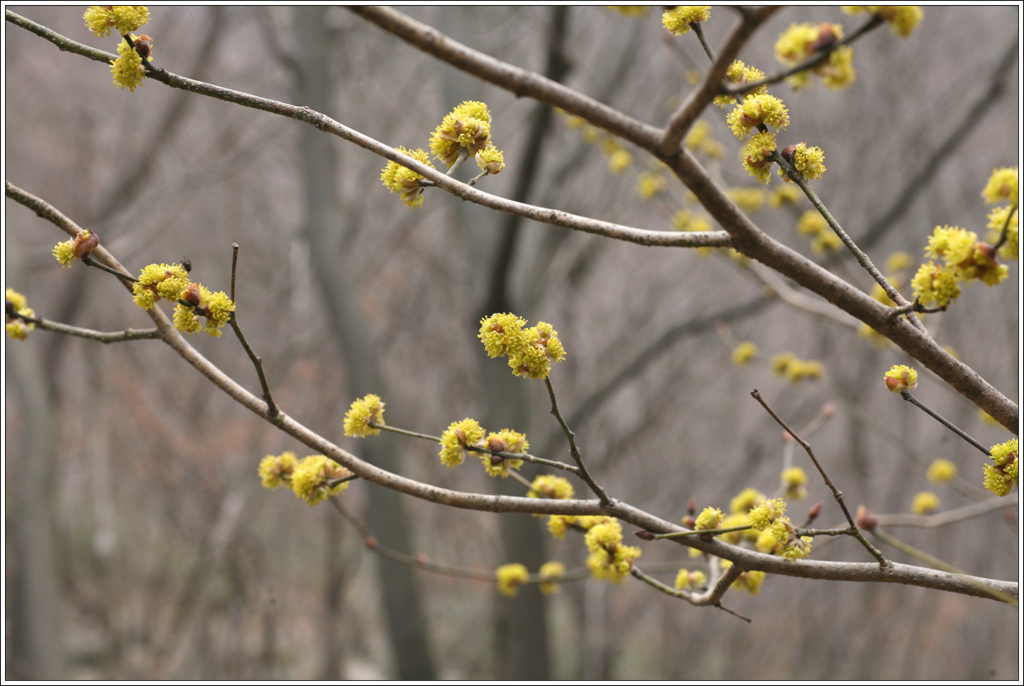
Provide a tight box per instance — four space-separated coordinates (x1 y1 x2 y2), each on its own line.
660 6 778 157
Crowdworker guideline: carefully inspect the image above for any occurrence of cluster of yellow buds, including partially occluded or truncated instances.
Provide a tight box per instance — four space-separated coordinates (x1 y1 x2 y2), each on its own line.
258 451 353 506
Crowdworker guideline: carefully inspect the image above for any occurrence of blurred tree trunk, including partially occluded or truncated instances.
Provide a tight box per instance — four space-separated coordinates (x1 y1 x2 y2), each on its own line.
293 7 436 679
5 243 64 680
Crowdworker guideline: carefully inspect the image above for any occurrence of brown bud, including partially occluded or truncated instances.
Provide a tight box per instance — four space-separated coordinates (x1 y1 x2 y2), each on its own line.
489 455 505 467
634 530 655 541
183 283 203 306
682 515 696 529
780 144 798 164
414 553 429 565
855 505 877 532
807 501 824 521
809 23 838 53
821 401 837 418
687 497 696 516
134 34 153 59
72 230 100 259
487 436 509 453
364 536 378 549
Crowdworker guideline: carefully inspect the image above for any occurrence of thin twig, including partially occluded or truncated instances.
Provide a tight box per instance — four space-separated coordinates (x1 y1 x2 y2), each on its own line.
871 527 1017 606
371 422 580 474
629 565 752 622
689 22 715 62
751 389 888 567
992 203 1018 253
727 15 884 96
81 255 137 282
230 243 239 303
545 377 609 503
653 524 752 540
770 149 925 332
900 390 990 456
873 493 1017 529
6 311 160 344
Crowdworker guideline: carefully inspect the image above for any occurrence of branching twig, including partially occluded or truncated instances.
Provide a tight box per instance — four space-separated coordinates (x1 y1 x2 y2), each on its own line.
751 389 888 567
629 565 752 622
545 378 609 503
726 15 884 96
5 311 160 344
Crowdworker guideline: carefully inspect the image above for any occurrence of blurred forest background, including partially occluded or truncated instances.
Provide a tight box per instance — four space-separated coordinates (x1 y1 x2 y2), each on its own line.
4 5 1019 680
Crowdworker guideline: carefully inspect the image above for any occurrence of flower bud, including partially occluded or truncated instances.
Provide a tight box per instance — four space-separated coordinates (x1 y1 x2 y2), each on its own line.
72 230 100 259
134 34 153 59
855 505 877 532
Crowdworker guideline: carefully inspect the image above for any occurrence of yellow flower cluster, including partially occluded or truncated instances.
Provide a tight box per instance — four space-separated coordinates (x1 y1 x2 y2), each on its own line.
343 394 386 438
694 506 723 531
731 341 758 367
780 143 827 183
132 262 235 337
478 312 566 380
685 120 725 159
529 474 574 501
769 185 802 208
770 352 825 383
774 23 856 91
911 491 940 515
496 563 530 597
843 6 924 37
926 458 957 483
52 229 100 268
438 418 485 468
983 439 1018 497
912 226 1008 308
781 466 808 500
747 498 811 560
111 37 147 92
585 519 641 583
380 147 432 209
741 131 778 184
674 568 707 591
436 417 529 477
883 364 917 393
84 5 150 37
796 210 841 254
661 6 711 35
258 452 352 506
5 288 36 341
983 167 1018 261
727 93 790 138
728 187 766 214
722 560 767 594
430 101 500 169
715 60 767 109
537 561 566 595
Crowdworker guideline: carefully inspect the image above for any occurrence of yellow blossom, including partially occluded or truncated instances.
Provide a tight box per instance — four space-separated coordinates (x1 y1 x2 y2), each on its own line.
343 394 385 437
381 147 433 208
911 491 940 515
731 341 758 366
926 458 957 483
662 6 711 35
290 455 352 506
538 561 566 595
883 364 917 393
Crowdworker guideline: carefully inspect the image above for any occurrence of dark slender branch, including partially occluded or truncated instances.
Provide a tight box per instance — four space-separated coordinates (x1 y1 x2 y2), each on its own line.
230 243 239 303
689 22 715 62
751 389 888 567
900 390 990 456
229 316 278 419
727 15 884 96
545 377 609 503
992 203 1018 253
770 148 925 332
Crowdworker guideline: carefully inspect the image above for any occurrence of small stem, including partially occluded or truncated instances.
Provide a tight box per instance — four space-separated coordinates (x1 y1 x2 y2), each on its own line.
7 311 160 343
81 255 136 282
371 422 580 474
467 169 490 186
690 22 715 62
871 527 1016 606
751 389 888 567
770 150 924 331
727 15 883 96
447 148 470 176
545 377 609 503
230 242 239 303
900 390 990 456
653 524 752 540
229 316 278 418
992 203 1017 253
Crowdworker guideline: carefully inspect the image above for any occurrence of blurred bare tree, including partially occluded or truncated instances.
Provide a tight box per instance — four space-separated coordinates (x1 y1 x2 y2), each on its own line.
4 6 1019 680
